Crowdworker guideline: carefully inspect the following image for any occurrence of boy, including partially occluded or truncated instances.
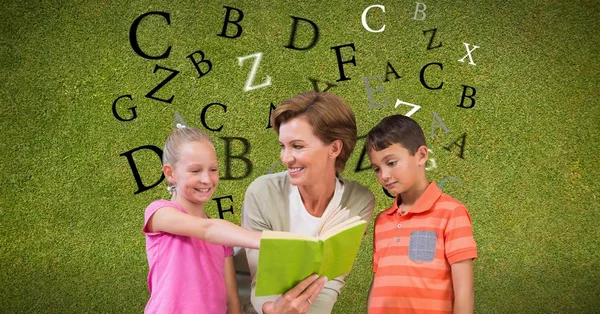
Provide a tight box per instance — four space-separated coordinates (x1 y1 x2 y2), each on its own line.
365 114 477 314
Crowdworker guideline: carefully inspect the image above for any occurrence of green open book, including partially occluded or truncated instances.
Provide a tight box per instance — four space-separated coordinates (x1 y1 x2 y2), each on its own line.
255 206 367 296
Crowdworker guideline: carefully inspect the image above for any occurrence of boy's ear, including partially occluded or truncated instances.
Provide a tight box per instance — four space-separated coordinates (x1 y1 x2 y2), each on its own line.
329 139 343 159
416 145 429 166
163 164 175 184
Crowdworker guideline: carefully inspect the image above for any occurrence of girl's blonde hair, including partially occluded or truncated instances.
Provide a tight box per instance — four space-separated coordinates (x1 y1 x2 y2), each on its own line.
163 125 214 167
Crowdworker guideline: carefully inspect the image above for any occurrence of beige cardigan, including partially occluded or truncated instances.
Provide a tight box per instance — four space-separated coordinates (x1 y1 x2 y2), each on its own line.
236 171 375 314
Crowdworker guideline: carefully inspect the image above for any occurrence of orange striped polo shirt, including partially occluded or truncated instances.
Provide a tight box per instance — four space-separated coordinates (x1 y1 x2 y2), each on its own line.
369 182 477 314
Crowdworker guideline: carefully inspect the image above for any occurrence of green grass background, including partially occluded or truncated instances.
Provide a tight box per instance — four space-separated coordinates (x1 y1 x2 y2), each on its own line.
1 0 598 313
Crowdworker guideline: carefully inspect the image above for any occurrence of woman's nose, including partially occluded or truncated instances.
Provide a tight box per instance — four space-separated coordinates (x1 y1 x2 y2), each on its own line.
281 148 294 164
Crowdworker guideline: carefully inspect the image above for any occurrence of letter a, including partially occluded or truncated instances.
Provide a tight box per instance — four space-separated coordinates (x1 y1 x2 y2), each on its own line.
444 133 466 159
238 52 272 91
430 112 450 138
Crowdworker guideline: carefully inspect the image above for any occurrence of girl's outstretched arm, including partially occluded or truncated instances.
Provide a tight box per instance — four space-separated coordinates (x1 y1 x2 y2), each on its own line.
146 206 261 249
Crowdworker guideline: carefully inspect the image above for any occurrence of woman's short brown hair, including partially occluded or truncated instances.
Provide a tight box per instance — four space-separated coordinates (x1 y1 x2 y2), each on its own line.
271 92 357 173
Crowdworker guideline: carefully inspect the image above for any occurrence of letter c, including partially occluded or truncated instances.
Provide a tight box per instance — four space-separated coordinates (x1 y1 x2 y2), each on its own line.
361 5 386 33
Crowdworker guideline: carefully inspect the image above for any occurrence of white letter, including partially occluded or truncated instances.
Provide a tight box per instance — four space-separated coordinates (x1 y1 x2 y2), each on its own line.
394 99 421 117
413 2 427 21
361 5 386 33
458 43 480 66
238 52 272 91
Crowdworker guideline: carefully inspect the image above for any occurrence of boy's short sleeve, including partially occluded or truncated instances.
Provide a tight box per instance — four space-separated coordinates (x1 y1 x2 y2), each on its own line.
444 206 478 265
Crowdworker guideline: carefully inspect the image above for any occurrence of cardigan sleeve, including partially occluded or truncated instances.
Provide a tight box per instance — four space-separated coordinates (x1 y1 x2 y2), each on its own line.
241 177 278 314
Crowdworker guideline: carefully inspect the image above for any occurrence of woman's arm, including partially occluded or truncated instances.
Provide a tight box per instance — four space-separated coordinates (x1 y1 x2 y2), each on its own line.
225 256 242 314
146 206 261 249
451 259 474 314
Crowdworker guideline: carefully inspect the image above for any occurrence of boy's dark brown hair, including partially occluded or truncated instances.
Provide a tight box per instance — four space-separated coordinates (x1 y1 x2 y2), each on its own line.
365 114 426 154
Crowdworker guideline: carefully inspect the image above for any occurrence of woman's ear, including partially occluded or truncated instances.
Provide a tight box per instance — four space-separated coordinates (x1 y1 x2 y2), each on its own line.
163 164 175 185
329 140 343 159
416 145 429 166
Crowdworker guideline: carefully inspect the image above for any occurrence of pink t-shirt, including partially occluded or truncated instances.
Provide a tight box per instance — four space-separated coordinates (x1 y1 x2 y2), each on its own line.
143 200 234 314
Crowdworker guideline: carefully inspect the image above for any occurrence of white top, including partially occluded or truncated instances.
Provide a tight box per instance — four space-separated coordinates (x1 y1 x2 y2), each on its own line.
289 178 345 236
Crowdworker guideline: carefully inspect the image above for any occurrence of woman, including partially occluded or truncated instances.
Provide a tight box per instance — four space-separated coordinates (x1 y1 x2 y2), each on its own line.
240 92 375 314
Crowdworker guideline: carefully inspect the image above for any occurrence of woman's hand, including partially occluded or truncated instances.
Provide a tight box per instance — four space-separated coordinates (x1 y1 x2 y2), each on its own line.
262 275 328 314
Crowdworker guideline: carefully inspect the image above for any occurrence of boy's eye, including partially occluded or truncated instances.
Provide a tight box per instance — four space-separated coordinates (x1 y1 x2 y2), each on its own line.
210 168 218 172
387 161 396 167
372 167 380 173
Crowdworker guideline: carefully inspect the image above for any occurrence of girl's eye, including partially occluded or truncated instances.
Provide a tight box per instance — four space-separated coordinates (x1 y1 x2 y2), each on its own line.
372 167 380 173
387 161 396 167
210 168 218 172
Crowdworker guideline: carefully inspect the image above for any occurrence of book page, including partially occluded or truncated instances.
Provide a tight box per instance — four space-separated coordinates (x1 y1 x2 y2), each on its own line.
318 207 350 237
319 219 366 241
262 230 317 242
315 205 342 236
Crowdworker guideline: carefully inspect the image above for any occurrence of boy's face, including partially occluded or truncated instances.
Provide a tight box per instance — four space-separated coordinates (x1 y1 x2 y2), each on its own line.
367 143 428 195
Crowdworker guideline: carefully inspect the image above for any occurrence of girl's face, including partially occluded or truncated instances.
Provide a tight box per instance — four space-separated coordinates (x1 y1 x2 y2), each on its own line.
168 141 219 205
278 116 339 187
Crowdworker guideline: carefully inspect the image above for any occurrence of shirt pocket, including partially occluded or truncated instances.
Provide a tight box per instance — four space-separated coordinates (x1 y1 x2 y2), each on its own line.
408 230 437 262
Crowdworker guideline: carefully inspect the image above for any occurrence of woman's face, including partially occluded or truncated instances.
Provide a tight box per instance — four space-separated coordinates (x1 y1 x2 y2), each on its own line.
278 116 336 186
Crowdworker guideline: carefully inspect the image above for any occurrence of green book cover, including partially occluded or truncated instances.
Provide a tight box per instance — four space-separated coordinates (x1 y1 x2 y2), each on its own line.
255 219 367 296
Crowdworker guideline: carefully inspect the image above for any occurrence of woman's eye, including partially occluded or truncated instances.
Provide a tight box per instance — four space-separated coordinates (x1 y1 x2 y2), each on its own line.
293 145 303 149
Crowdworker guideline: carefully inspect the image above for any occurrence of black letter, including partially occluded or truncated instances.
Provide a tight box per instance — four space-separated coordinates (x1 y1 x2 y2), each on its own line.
145 64 180 104
384 61 401 82
213 195 235 218
119 145 164 194
444 133 466 159
331 43 356 82
419 62 443 90
220 137 253 180
423 28 442 50
200 102 227 132
129 11 171 60
187 50 213 78
382 186 395 198
457 85 476 109
284 16 319 50
218 6 244 39
309 77 337 92
266 102 277 129
354 135 370 172
112 95 137 122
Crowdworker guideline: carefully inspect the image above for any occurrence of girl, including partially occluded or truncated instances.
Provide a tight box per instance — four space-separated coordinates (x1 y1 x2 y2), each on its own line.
142 124 260 314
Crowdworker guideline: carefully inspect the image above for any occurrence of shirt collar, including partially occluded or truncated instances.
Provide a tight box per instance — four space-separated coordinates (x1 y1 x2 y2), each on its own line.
383 182 442 216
